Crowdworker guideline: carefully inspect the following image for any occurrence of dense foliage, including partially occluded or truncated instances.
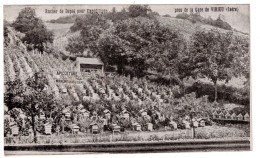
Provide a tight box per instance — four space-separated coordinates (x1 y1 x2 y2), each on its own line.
186 81 250 107
12 7 54 52
186 30 243 101
176 13 232 30
5 72 56 142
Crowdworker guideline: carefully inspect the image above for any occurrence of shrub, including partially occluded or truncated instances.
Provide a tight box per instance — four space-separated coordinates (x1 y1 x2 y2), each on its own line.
186 82 250 106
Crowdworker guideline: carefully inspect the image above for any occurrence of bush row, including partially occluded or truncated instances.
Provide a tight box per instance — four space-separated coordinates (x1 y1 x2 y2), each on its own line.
186 81 250 106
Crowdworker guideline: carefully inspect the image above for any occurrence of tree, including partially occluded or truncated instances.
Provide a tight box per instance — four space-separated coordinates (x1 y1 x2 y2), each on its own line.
111 7 116 13
4 72 56 143
128 5 151 18
22 26 54 52
12 7 38 33
67 14 110 56
188 30 235 102
98 17 186 78
12 7 54 52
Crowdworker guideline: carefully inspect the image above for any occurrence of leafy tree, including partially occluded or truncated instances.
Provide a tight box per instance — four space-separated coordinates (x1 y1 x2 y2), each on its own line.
111 7 116 13
98 17 186 77
12 7 39 33
214 16 232 30
12 7 54 52
4 72 56 143
67 14 110 56
188 30 236 102
70 14 109 32
128 5 151 18
22 26 53 52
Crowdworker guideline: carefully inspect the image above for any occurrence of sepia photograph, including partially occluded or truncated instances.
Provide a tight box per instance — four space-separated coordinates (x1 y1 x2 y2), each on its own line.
3 3 251 155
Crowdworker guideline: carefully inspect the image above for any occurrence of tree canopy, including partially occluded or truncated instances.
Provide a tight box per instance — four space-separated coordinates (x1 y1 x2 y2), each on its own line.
12 7 54 52
4 72 56 142
187 30 239 101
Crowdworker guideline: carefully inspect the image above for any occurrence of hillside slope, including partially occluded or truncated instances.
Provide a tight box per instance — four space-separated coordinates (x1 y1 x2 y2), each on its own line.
157 17 249 40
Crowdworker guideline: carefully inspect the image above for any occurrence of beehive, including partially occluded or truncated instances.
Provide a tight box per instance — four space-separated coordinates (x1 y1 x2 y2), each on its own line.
12 126 19 136
237 113 243 121
192 121 198 128
146 123 153 131
169 121 178 129
244 113 250 121
231 113 237 120
72 125 80 134
136 124 141 131
212 111 218 119
218 112 224 119
199 120 206 127
44 124 52 135
113 125 121 133
123 113 130 119
40 114 45 120
225 112 231 119
92 124 99 134
65 112 71 120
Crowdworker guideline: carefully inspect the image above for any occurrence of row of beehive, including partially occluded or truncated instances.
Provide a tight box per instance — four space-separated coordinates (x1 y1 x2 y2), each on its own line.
212 111 250 121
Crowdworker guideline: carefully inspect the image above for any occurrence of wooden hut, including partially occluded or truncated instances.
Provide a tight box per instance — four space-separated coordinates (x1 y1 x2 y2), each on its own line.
237 113 243 121
244 113 250 121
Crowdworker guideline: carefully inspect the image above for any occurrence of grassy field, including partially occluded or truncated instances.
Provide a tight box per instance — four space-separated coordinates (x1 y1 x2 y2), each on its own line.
157 17 249 41
45 22 79 55
5 124 248 145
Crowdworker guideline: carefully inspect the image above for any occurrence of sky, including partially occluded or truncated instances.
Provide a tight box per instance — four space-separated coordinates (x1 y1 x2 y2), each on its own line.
4 4 250 33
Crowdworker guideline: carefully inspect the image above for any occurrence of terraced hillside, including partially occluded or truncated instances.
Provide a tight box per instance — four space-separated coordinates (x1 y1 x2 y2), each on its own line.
4 14 250 142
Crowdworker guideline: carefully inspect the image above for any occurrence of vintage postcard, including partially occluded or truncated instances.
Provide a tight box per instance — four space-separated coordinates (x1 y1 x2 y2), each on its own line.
3 4 250 154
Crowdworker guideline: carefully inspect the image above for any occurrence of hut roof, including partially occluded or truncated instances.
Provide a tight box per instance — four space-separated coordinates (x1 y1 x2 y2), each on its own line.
76 57 104 65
